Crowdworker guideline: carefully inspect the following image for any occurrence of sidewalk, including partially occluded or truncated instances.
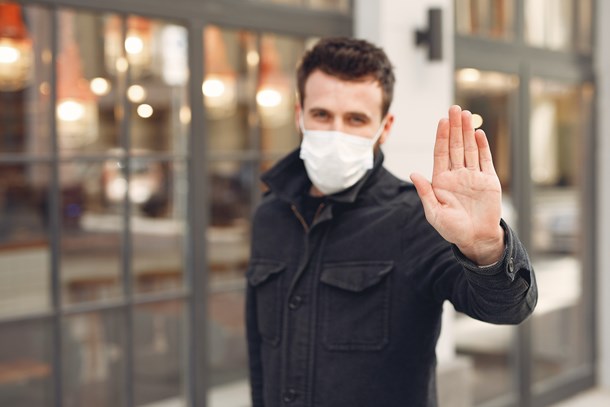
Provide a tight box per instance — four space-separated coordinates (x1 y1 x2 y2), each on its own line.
551 388 610 407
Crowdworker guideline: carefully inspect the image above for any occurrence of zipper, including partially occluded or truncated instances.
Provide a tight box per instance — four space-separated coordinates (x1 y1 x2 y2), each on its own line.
291 204 309 233
290 202 326 234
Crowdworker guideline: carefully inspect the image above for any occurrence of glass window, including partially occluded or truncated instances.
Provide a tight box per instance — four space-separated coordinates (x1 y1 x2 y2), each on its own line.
529 79 593 389
577 0 593 54
455 68 519 405
203 27 302 156
0 320 53 407
455 0 515 40
525 0 573 50
60 160 124 306
132 160 187 296
249 0 350 13
0 163 51 318
56 11 190 156
134 300 187 407
0 3 52 156
204 26 305 407
62 310 126 407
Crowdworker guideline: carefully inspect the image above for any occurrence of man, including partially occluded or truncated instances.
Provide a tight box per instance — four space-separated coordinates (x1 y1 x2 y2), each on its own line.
246 37 537 407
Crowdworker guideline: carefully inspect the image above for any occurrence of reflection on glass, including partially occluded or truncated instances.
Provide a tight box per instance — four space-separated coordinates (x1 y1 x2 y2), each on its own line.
525 0 573 50
577 0 592 54
256 0 350 13
62 310 125 407
61 161 123 305
57 10 102 152
0 163 51 318
0 4 51 155
128 18 189 154
530 79 592 389
134 300 186 407
0 320 52 407
455 69 518 405
204 27 303 155
203 27 304 406
455 0 515 40
207 159 252 407
132 160 187 295
258 34 302 154
204 27 255 151
209 160 252 278
56 11 189 155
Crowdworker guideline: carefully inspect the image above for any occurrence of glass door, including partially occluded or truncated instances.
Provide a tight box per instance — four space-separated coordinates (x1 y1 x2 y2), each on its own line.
455 68 520 406
529 78 595 395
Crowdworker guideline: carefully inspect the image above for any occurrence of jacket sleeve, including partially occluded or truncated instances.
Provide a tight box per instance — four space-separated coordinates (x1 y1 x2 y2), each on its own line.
445 219 538 324
246 282 265 407
406 205 538 324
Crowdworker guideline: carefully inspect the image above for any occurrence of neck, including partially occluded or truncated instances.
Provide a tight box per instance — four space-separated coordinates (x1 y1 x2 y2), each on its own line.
309 185 325 197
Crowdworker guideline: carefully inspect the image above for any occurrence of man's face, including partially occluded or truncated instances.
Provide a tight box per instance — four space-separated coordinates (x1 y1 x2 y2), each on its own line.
298 69 393 144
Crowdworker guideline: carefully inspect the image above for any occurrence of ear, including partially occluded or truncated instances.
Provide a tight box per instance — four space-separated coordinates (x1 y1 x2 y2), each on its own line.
378 113 395 145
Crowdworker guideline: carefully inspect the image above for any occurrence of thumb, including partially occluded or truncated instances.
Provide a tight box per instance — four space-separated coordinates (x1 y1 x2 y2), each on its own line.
409 173 439 218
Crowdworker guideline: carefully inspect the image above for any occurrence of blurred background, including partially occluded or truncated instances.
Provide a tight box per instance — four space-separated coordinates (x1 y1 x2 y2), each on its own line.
0 0 609 406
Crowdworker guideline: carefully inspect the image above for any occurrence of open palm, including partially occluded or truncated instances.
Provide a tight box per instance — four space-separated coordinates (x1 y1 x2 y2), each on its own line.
410 105 505 265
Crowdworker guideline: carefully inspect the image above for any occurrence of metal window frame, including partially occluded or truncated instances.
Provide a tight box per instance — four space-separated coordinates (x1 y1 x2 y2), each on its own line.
2 1 352 407
454 1 597 407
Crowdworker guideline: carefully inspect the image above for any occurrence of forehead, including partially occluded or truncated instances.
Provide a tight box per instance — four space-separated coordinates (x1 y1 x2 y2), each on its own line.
303 70 383 118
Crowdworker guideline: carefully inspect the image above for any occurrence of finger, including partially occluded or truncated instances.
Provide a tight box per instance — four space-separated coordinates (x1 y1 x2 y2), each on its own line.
410 173 440 222
432 118 450 177
449 105 464 170
475 129 496 174
461 110 479 170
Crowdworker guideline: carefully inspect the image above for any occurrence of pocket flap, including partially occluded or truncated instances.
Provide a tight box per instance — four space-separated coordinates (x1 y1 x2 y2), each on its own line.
320 261 394 292
246 260 286 286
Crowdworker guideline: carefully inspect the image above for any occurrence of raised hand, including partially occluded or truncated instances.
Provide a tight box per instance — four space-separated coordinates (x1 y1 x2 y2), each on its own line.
410 105 505 266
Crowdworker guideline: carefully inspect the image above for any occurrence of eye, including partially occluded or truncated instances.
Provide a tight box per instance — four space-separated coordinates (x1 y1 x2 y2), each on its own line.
348 114 368 125
310 110 331 121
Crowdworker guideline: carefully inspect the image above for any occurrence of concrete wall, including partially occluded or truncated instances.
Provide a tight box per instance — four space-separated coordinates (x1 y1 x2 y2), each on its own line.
596 0 610 389
354 0 456 364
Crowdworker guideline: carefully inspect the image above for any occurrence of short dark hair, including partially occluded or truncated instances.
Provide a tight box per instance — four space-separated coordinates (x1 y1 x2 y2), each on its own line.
296 37 395 116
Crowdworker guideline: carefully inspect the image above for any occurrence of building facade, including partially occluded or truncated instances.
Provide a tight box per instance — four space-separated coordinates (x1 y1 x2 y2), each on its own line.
0 0 607 406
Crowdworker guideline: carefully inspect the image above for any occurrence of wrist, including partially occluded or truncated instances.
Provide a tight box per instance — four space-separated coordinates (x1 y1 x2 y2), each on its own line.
457 225 505 266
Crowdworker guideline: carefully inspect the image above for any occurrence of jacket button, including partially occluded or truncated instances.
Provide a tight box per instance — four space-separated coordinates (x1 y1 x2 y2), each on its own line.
288 295 303 310
283 388 297 403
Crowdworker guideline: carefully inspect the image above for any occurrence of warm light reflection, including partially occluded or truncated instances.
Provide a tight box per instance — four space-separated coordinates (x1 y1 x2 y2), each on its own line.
127 84 146 102
202 74 237 118
202 78 225 98
180 106 191 124
57 99 85 122
247 50 260 66
90 77 111 96
457 68 481 83
472 114 484 129
39 81 50 96
0 44 19 63
137 103 153 118
256 88 282 108
115 57 128 73
0 4 33 91
125 36 144 55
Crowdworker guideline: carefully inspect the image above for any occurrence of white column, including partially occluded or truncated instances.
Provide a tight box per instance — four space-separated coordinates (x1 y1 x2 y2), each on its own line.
355 0 456 364
596 0 610 389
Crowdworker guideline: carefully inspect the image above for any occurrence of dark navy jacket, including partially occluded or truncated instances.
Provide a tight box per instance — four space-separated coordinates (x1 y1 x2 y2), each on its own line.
246 149 537 407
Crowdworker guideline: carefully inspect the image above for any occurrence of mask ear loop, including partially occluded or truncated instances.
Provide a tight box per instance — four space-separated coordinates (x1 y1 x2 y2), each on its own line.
372 116 389 143
298 109 306 133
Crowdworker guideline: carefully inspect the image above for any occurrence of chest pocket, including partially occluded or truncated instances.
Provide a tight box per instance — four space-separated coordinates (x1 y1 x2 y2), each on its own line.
247 259 286 347
320 261 393 351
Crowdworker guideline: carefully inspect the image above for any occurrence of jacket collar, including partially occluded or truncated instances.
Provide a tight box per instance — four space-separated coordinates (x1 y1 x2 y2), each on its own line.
261 147 386 204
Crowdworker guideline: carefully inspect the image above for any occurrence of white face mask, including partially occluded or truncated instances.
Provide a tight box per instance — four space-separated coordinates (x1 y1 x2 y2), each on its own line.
299 113 387 195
